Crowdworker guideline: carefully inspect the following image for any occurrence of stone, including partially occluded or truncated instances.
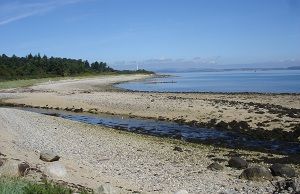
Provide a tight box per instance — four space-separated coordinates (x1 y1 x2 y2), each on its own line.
174 189 189 194
173 146 183 152
270 163 296 178
239 166 273 181
18 162 30 176
45 162 67 178
207 162 224 171
228 157 248 169
0 158 4 167
274 178 300 193
40 150 60 162
174 189 188 194
218 190 239 194
216 121 228 129
96 184 117 194
0 160 28 177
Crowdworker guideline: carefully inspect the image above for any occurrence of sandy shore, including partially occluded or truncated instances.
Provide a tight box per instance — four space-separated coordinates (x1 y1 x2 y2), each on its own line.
0 74 299 193
1 74 299 142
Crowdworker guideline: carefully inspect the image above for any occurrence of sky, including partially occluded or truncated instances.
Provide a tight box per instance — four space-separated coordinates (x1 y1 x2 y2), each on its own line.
0 0 300 70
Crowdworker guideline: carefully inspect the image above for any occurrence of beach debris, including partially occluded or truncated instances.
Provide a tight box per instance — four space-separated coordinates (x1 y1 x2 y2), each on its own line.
96 183 117 194
207 162 224 171
174 189 188 194
46 162 67 178
270 163 296 178
40 150 60 162
239 166 272 181
173 146 183 152
228 157 248 169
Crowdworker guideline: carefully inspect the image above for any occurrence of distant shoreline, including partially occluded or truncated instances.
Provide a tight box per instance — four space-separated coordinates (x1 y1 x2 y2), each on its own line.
156 66 300 73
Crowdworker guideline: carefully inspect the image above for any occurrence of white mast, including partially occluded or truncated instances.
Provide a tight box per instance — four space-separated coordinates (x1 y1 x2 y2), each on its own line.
136 63 139 71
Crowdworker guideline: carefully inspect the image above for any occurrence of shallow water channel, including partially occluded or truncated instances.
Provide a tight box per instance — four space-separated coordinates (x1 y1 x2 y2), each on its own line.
16 107 300 155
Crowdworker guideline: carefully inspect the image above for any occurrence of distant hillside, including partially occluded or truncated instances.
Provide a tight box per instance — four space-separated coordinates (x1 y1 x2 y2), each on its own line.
0 54 152 80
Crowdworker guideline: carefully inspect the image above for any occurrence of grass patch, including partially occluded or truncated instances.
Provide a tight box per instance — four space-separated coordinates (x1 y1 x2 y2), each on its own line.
0 178 92 194
0 73 112 89
0 177 27 194
0 78 62 90
23 181 73 194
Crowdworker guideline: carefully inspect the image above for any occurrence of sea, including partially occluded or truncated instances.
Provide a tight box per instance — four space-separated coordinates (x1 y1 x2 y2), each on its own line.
117 69 300 93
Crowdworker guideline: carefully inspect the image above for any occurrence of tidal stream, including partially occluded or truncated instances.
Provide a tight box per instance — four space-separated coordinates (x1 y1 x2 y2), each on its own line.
14 107 300 155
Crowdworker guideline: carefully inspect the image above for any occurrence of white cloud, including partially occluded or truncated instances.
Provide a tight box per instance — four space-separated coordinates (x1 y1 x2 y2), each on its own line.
0 0 84 26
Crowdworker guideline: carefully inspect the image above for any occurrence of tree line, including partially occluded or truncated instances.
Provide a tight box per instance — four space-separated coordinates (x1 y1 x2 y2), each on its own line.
0 54 152 80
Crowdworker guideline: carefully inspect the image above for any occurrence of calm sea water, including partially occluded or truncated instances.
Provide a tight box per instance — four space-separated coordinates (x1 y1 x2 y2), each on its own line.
117 70 300 93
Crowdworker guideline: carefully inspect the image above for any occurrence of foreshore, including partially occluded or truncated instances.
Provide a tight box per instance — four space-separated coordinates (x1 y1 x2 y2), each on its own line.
1 74 299 142
0 74 299 193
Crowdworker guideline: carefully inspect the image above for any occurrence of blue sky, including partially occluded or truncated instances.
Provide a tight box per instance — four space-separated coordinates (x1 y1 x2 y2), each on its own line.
0 0 299 70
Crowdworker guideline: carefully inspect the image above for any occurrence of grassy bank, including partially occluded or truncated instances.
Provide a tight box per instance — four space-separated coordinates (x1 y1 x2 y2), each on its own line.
0 72 151 90
0 77 65 89
0 178 91 194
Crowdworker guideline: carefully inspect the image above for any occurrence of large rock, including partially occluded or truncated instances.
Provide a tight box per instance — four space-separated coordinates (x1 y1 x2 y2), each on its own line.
174 190 188 194
96 184 117 194
228 157 248 169
240 166 273 181
270 163 296 178
207 162 224 171
45 162 67 178
40 150 60 162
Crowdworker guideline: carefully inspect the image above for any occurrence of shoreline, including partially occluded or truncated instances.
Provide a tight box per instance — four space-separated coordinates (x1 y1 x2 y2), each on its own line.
0 74 299 143
112 73 300 95
0 74 300 193
1 107 299 194
1 101 299 147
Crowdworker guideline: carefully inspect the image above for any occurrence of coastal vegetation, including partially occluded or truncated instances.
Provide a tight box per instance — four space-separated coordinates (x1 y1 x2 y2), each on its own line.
0 178 90 194
0 54 152 81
